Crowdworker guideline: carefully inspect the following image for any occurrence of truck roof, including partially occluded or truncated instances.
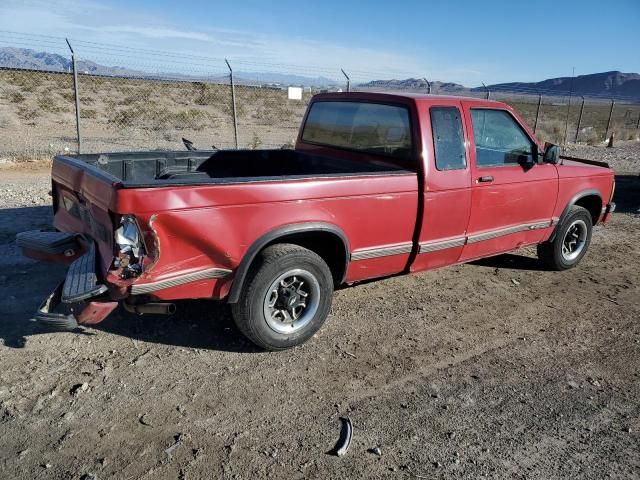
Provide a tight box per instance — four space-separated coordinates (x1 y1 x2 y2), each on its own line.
312 91 504 108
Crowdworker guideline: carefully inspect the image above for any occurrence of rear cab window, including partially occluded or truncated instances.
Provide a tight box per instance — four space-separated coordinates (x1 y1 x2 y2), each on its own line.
301 101 413 162
430 106 466 170
470 109 534 167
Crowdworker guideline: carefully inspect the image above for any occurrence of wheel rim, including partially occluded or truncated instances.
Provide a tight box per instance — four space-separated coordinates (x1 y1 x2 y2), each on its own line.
561 219 588 261
263 269 321 334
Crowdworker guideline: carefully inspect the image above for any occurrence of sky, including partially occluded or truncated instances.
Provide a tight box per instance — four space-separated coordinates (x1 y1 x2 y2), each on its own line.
0 0 638 86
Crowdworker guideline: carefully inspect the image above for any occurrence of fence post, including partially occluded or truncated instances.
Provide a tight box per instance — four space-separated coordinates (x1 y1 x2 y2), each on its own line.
574 96 585 143
605 100 615 141
563 68 575 144
533 93 542 134
481 82 489 100
423 77 431 94
225 59 239 149
341 69 350 92
65 38 82 154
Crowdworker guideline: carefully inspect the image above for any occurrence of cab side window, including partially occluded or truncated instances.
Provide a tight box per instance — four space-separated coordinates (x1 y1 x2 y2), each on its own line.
430 107 466 171
470 109 534 167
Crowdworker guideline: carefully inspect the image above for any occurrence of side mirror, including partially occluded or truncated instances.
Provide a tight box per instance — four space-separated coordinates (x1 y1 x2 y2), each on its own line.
543 143 560 164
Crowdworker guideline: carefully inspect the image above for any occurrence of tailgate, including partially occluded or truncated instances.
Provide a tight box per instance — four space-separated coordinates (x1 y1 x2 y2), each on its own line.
51 155 122 276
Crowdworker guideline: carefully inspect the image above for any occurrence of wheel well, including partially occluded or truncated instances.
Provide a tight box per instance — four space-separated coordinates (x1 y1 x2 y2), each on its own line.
264 232 347 286
227 224 349 304
574 194 602 225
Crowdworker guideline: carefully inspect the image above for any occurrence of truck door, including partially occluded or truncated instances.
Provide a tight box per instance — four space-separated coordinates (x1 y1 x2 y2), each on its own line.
458 105 557 262
411 102 472 272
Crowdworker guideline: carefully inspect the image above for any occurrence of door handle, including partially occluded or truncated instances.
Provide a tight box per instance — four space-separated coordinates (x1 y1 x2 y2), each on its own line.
477 176 494 183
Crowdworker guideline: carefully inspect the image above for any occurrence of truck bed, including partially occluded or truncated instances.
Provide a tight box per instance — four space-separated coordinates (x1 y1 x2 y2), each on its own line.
59 149 413 188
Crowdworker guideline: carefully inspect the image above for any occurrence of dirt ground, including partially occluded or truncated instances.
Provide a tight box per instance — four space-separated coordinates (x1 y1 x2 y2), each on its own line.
0 143 639 479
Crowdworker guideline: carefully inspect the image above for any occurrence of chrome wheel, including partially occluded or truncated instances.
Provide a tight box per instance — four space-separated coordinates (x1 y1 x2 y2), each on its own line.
561 219 588 261
263 269 321 334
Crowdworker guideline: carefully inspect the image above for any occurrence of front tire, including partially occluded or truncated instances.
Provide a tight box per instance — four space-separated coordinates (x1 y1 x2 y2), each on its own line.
231 243 334 351
537 205 593 270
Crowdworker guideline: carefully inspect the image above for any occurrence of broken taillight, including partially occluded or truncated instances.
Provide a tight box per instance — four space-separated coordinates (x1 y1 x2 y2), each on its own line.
114 215 145 279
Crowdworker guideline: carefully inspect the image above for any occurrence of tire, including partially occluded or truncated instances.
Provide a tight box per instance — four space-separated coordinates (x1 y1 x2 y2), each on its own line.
537 205 593 270
231 243 334 351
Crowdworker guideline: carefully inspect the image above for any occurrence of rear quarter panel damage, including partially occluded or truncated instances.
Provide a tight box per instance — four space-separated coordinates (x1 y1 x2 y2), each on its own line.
115 174 419 300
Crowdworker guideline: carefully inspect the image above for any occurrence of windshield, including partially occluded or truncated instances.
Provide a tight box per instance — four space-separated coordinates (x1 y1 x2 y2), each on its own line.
301 101 413 160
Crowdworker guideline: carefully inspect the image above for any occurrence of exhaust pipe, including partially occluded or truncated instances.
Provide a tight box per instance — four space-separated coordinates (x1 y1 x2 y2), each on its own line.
123 302 176 315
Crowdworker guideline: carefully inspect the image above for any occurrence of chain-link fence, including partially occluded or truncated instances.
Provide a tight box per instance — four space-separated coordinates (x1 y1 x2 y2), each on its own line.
0 32 639 160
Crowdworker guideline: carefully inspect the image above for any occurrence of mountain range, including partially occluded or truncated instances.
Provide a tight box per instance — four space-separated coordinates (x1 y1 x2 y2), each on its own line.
1 47 639 99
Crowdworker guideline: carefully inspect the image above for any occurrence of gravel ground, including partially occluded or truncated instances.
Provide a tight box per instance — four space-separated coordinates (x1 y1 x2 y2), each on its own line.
0 143 639 479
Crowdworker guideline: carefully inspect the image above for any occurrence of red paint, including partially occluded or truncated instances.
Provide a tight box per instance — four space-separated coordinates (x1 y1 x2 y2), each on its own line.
29 92 613 314
74 300 118 325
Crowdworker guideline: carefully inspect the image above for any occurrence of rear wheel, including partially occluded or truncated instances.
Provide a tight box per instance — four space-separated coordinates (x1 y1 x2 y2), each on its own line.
537 205 593 270
231 243 334 351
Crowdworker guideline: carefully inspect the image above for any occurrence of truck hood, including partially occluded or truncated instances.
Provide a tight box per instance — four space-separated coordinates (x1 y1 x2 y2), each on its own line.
557 159 614 179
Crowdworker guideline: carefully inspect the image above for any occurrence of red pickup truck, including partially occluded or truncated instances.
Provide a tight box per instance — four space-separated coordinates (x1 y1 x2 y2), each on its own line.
18 92 616 350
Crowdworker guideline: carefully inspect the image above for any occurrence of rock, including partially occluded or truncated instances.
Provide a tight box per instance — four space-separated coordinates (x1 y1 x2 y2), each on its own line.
70 383 89 396
511 278 520 286
80 474 97 480
368 447 382 456
400 402 409 409
567 380 579 389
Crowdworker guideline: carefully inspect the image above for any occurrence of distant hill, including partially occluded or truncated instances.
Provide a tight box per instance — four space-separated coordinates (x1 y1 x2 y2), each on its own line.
0 47 147 77
483 71 640 99
358 77 469 93
360 72 640 99
0 46 338 87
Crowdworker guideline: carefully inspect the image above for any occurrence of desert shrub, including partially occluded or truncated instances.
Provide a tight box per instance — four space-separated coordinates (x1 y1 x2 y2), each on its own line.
172 109 208 129
618 129 639 141
253 103 296 123
20 83 37 93
17 105 39 121
581 129 602 145
8 91 26 104
249 132 262 149
194 83 228 106
0 111 17 129
37 95 68 113
59 91 75 102
109 107 148 127
81 108 97 119
109 106 209 131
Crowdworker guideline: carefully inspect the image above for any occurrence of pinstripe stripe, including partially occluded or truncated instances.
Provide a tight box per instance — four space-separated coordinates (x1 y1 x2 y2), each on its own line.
350 219 554 260
350 243 413 261
131 267 232 295
466 220 551 244
419 237 467 253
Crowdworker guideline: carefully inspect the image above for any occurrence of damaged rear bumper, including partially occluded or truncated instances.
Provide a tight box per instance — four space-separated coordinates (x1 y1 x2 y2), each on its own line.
18 232 118 329
35 282 117 330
